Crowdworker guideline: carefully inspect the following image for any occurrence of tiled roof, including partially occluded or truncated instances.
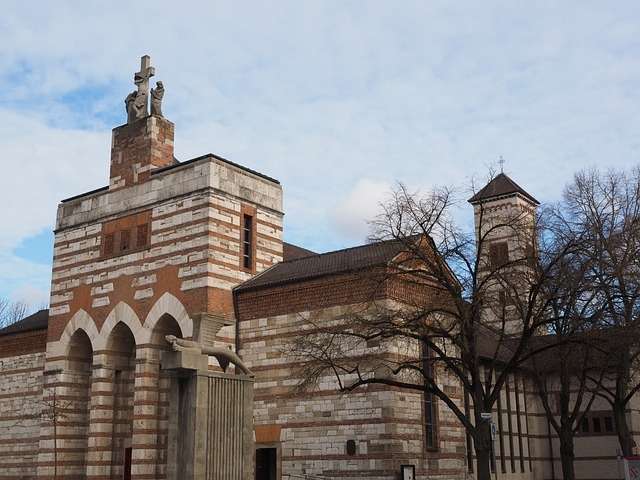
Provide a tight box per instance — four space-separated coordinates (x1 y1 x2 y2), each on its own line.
283 242 316 261
235 238 410 292
0 309 49 337
468 173 539 205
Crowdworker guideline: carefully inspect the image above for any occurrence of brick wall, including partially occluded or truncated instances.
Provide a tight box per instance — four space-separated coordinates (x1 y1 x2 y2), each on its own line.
48 155 284 343
238 301 468 480
0 329 47 359
0 350 45 479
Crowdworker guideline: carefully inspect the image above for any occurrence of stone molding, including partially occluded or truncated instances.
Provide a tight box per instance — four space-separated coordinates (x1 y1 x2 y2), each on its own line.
46 292 194 364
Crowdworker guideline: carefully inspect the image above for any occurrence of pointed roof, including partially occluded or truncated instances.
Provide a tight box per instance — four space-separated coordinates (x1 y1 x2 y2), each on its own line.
468 173 539 205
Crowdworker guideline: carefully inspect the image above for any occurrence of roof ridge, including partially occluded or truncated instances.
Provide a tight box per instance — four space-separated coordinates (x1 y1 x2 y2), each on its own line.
274 237 404 266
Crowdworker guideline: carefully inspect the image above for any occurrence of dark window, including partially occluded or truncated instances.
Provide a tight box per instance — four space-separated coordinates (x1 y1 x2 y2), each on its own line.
104 233 114 256
243 214 253 270
120 230 130 251
422 342 438 450
136 223 149 248
346 439 357 456
490 242 509 268
123 447 132 480
499 290 511 307
604 416 614 433
255 448 277 480
580 417 589 433
592 417 601 433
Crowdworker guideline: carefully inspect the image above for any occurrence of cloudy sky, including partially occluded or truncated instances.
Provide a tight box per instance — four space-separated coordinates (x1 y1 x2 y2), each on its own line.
1 1 639 305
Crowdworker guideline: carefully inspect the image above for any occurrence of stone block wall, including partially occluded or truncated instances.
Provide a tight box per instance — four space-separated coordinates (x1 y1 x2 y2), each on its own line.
0 348 46 479
238 302 468 479
49 155 283 344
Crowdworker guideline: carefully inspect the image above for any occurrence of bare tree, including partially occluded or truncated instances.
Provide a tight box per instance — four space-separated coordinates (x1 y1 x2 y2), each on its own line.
0 297 30 329
526 239 605 480
290 180 583 480
559 168 640 457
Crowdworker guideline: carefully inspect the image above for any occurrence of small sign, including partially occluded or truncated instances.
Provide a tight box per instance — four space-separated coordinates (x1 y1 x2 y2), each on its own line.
481 412 492 420
401 464 415 480
624 457 640 480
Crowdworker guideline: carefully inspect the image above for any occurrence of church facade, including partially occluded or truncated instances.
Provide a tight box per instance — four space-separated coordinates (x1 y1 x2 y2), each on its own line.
0 58 635 480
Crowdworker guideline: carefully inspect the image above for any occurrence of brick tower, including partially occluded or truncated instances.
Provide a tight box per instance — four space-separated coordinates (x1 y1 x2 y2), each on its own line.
37 56 283 480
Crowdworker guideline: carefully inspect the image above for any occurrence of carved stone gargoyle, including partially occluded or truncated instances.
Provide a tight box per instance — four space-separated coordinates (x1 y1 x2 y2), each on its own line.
165 335 253 376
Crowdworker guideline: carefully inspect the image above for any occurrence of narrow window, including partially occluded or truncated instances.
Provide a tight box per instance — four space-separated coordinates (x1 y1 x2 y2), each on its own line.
422 342 438 450
490 242 509 268
604 416 614 433
497 387 506 473
514 374 525 473
136 223 149 248
104 233 115 256
592 417 601 433
580 416 589 434
120 229 130 252
604 417 613 433
242 214 253 270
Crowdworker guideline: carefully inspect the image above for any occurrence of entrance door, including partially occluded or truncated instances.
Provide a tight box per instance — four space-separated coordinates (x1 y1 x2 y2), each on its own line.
255 448 277 480
123 447 132 480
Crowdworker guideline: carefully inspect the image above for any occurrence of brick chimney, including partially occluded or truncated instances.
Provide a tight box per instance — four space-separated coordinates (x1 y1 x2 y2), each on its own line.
109 115 175 190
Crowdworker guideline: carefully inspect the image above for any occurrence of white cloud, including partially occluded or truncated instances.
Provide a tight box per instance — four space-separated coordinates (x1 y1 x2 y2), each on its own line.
331 179 391 242
0 109 108 250
1 0 640 295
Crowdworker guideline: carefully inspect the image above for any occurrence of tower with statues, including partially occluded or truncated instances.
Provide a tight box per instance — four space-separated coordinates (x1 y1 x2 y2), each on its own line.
36 55 283 480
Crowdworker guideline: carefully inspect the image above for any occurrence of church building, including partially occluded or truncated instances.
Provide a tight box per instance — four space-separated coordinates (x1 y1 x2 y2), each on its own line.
0 57 633 480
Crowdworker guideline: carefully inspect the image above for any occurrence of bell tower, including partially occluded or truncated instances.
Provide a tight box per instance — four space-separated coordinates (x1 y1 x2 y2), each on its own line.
468 172 539 333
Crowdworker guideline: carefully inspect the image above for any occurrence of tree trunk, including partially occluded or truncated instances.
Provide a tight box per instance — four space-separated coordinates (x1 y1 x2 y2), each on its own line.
614 400 634 457
559 427 576 480
474 420 493 480
475 445 492 480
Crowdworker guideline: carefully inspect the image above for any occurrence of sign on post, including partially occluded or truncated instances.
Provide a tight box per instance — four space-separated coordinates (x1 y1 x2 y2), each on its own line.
624 456 640 480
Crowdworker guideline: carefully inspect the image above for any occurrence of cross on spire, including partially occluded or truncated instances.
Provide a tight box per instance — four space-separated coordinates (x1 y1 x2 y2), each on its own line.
498 155 505 173
134 55 155 94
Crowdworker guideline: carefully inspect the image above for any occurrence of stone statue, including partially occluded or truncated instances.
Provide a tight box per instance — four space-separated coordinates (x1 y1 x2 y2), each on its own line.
150 81 164 117
124 91 137 123
165 335 253 376
125 55 156 124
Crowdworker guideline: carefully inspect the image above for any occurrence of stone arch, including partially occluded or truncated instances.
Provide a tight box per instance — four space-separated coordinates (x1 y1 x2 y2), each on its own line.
54 309 99 357
65 328 94 479
150 314 184 348
143 292 193 342
103 320 137 478
96 301 144 350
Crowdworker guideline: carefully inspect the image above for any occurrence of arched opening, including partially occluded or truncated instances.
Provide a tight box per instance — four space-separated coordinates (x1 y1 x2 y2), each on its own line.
151 314 184 480
106 321 136 479
64 329 93 479
151 313 183 348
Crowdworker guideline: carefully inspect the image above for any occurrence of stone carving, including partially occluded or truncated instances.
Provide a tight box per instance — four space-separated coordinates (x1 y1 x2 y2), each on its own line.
150 81 164 117
125 55 157 124
165 335 253 375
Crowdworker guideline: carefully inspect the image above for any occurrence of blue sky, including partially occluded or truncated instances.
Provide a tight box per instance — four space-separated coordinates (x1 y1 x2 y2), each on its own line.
1 1 640 306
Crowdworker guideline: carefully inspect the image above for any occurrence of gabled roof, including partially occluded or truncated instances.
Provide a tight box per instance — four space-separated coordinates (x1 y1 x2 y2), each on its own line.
0 309 49 337
283 242 316 261
235 238 410 292
468 173 539 205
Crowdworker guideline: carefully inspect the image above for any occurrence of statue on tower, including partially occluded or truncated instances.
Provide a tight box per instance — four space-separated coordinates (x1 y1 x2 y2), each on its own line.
125 55 164 123
150 81 164 117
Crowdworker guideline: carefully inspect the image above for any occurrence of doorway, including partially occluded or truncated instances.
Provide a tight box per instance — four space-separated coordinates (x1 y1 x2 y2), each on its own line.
255 447 277 480
123 447 132 480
